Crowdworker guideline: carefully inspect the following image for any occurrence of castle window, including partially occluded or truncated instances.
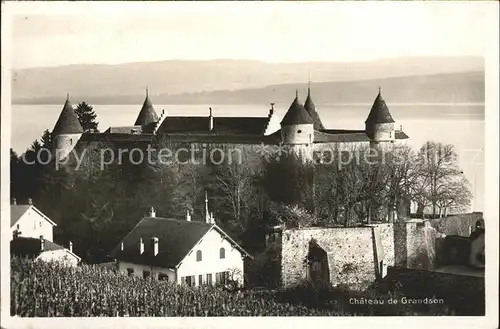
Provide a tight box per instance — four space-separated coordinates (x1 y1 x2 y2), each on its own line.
219 247 226 259
297 130 302 134
196 250 202 262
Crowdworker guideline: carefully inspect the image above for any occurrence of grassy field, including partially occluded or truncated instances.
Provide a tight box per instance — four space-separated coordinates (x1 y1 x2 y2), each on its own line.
11 257 468 317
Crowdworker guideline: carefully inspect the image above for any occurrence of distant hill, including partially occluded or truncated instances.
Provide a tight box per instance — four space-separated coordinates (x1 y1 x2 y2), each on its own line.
14 71 484 106
12 56 483 104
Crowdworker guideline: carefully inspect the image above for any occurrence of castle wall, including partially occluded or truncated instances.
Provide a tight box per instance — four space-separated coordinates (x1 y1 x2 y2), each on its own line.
366 122 394 142
53 133 82 161
280 124 314 145
281 227 378 291
281 221 442 290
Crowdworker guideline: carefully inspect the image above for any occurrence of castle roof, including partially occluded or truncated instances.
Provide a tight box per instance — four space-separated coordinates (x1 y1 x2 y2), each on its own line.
157 116 269 135
280 93 314 126
134 90 159 126
365 90 395 124
108 216 251 268
304 87 325 130
52 97 83 135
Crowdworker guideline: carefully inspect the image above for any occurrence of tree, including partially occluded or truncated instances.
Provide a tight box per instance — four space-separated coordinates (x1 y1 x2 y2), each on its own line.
40 129 52 150
413 141 471 218
75 102 99 132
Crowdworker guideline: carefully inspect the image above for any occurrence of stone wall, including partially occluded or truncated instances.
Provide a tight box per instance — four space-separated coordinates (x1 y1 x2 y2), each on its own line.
430 212 484 237
281 221 443 290
282 226 382 290
405 221 444 270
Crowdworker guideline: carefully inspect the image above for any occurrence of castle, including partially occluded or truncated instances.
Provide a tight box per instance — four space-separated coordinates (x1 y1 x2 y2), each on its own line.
51 86 409 163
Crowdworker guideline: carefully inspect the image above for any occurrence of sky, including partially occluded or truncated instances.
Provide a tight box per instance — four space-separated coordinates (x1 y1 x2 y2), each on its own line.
6 2 494 69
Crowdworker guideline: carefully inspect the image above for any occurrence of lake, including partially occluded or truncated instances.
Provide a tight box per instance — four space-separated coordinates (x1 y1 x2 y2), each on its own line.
10 103 485 211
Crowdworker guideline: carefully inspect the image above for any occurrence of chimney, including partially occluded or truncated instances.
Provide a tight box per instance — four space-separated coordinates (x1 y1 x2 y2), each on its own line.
40 235 44 251
151 237 159 256
210 212 215 225
148 206 156 218
209 107 214 131
28 198 33 205
12 198 17 205
186 209 191 222
69 241 73 253
139 238 144 254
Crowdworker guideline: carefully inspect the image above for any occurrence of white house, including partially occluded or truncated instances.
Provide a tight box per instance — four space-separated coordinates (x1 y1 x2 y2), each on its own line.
10 236 81 267
108 206 252 287
10 200 57 242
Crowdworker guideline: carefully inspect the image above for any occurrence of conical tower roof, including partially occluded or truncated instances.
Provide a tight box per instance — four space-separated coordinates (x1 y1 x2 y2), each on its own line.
52 95 83 135
135 88 159 126
304 87 325 130
280 91 314 126
365 89 395 124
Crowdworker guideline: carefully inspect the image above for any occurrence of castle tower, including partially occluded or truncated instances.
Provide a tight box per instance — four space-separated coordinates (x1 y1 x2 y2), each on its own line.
280 91 315 145
365 88 396 144
52 95 83 161
304 85 325 131
134 87 159 128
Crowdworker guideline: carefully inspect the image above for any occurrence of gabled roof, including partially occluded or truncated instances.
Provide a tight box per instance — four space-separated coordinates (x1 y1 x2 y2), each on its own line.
11 205 57 227
108 217 251 268
52 97 84 135
280 93 314 126
135 91 159 126
156 116 269 135
304 88 325 130
365 90 395 124
395 131 410 139
11 237 81 261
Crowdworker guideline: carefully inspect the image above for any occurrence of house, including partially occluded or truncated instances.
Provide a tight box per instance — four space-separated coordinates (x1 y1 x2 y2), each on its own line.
10 236 81 267
108 205 252 287
10 199 57 242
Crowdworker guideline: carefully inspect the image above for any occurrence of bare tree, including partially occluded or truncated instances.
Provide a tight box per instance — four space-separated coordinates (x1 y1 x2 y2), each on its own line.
413 141 470 218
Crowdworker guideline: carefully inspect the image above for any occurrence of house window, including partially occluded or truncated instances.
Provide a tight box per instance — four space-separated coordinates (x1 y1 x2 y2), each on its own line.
216 271 230 285
198 274 203 285
184 275 195 287
143 270 151 279
206 273 213 285
158 273 169 281
127 268 134 276
196 250 202 262
219 247 226 259
16 224 20 230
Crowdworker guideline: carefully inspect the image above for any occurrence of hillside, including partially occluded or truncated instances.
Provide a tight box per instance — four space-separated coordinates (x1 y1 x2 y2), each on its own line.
12 56 483 104
14 71 484 105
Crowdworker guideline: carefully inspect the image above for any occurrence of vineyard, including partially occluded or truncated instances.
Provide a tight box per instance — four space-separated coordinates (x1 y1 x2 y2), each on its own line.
11 257 468 317
11 257 346 316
